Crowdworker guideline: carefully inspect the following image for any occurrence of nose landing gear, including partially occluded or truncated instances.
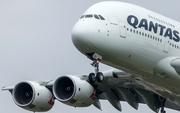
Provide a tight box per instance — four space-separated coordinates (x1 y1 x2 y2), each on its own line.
96 72 104 82
88 53 104 83
89 73 96 83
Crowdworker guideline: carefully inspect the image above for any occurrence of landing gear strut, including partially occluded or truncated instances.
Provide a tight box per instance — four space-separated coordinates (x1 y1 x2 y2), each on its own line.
159 97 166 113
88 53 104 83
161 108 166 113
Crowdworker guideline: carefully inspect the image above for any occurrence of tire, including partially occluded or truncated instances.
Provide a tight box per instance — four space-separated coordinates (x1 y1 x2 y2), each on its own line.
96 72 104 82
89 73 96 83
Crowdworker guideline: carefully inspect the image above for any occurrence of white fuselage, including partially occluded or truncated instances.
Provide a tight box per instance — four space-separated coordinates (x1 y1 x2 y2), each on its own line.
72 1 180 103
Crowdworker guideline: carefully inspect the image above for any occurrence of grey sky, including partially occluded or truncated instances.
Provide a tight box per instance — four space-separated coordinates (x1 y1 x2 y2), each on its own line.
0 0 179 113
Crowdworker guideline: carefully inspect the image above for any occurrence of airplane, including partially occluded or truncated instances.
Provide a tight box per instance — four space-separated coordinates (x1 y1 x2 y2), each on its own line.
2 1 180 113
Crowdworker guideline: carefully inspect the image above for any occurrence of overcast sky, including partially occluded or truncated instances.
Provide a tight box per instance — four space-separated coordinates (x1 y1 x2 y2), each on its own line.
0 0 180 113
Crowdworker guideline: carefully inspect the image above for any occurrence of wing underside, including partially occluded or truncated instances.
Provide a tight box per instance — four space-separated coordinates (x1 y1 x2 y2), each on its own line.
92 69 180 112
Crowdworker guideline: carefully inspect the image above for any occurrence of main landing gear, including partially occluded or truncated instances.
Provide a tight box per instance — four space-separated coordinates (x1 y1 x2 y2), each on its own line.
161 108 166 113
88 53 104 83
159 97 166 113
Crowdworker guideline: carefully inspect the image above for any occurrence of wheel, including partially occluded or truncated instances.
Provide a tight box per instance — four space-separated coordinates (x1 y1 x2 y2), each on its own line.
96 72 104 82
89 73 96 83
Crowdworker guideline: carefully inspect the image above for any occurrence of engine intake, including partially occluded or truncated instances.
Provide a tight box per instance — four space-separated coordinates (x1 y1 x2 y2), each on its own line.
53 77 75 101
13 82 34 106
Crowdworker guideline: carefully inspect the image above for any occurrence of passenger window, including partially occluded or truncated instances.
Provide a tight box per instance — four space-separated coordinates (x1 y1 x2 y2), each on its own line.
99 15 105 20
94 14 100 19
85 14 93 18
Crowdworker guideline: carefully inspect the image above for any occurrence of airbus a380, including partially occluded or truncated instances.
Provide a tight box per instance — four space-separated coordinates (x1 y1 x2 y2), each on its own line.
3 1 180 113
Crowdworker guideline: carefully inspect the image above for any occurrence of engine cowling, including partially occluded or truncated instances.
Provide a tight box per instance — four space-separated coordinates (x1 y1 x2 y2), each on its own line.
12 81 54 112
53 75 96 107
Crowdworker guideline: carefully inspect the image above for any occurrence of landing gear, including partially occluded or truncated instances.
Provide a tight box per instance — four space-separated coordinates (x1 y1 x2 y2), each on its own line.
88 53 104 83
161 109 166 113
89 73 96 83
96 72 104 82
159 97 166 113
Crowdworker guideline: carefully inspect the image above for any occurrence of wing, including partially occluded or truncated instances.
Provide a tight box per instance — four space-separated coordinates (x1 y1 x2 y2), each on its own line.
90 69 180 112
2 69 180 112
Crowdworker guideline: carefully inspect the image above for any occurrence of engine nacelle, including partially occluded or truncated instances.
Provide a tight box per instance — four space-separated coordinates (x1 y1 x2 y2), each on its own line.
12 81 54 112
154 57 180 79
53 75 96 107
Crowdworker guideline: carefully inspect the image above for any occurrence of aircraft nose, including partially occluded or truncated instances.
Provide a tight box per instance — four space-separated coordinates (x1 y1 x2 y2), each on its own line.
71 21 89 53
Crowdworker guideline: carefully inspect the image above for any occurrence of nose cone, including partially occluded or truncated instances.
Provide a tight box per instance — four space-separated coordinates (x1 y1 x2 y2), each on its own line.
71 21 93 54
72 21 87 48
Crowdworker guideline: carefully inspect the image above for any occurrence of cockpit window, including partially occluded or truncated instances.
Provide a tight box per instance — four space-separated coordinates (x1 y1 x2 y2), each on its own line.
99 15 105 20
80 15 85 19
80 14 105 20
94 14 100 19
85 14 93 18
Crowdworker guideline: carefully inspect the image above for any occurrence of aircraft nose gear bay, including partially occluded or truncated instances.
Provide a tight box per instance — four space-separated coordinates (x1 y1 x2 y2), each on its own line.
3 1 180 113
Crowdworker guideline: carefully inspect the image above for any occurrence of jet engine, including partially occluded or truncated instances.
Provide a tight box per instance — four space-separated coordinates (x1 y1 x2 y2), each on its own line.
53 75 96 107
12 81 54 112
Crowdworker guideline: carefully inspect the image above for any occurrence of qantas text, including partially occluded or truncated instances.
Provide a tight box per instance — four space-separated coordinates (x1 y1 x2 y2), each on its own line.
127 15 180 42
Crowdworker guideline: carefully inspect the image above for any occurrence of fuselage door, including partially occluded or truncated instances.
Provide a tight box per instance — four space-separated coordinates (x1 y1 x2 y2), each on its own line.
119 21 126 38
163 37 169 53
